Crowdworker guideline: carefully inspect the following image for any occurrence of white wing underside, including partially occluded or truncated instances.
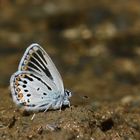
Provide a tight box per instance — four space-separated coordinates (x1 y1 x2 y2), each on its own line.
10 43 65 110
18 43 64 94
10 71 59 106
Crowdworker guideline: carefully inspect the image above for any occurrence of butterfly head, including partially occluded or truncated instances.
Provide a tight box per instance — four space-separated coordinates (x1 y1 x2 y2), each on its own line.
64 89 72 99
62 89 71 106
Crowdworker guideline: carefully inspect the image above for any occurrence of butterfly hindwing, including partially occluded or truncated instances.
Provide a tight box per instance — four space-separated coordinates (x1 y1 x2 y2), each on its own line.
10 71 59 110
18 43 64 94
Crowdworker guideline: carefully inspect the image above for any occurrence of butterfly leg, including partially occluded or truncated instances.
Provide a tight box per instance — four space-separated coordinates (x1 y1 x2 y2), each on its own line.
44 102 53 112
68 101 70 107
30 103 52 120
59 102 63 112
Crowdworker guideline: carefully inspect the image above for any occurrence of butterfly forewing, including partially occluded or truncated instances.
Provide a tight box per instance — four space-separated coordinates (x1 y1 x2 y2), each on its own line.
18 44 64 94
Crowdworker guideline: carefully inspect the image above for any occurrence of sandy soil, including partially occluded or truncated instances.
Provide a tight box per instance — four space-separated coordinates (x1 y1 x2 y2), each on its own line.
1 0 140 139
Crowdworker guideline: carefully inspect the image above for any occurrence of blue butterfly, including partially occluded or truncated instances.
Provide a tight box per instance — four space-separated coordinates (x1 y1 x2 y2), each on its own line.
10 43 71 111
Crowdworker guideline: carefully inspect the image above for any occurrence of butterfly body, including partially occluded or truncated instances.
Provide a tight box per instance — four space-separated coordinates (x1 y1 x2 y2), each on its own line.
10 43 71 111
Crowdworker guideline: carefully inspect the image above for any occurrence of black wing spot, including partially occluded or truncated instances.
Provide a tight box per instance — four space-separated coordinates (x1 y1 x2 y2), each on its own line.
32 53 41 64
43 93 47 95
24 75 33 81
27 94 31 97
23 80 27 84
24 90 28 92
37 88 40 91
27 99 30 103
29 57 41 72
45 68 53 80
31 74 41 81
41 97 44 99
31 53 45 69
28 61 37 70
23 85 26 88
37 49 48 65
47 86 52 91
32 50 53 80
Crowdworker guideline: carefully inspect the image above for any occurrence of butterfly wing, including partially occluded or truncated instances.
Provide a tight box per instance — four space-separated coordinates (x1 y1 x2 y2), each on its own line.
18 43 64 94
10 71 59 110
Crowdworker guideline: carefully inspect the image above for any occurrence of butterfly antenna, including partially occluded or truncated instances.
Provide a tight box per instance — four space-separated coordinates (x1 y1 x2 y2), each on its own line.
72 92 91 105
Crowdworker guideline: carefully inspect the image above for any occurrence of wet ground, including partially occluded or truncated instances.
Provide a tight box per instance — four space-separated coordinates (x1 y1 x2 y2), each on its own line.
1 0 140 139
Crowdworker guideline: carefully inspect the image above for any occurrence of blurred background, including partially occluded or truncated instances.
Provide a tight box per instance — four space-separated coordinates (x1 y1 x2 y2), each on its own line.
1 0 140 104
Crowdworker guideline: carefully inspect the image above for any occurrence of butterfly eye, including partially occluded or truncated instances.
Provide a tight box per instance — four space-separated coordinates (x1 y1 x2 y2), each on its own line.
68 92 72 98
64 89 72 98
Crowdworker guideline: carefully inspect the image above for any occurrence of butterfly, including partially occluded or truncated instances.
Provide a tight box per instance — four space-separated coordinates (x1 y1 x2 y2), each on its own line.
10 43 71 111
